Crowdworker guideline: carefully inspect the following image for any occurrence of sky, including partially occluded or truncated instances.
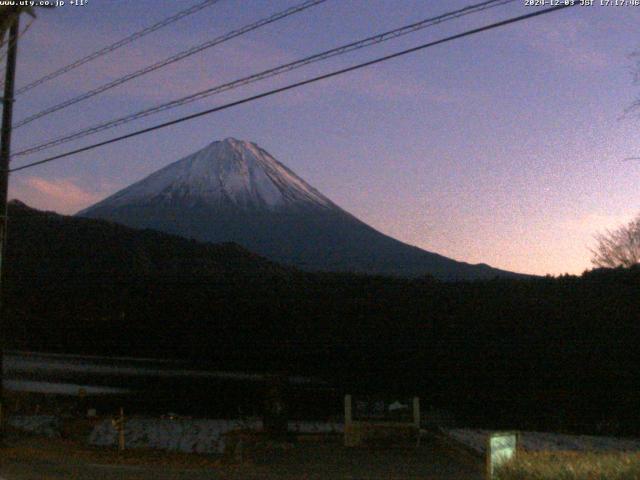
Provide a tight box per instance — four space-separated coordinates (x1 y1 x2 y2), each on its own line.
5 0 640 276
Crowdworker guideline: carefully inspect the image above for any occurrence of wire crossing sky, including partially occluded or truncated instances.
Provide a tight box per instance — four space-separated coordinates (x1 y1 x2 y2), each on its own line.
7 0 640 276
12 0 513 158
12 0 327 129
0 17 34 64
9 3 572 173
8 0 222 95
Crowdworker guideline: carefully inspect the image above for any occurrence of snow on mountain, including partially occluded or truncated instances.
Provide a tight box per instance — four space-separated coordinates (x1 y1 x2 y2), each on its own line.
83 138 334 212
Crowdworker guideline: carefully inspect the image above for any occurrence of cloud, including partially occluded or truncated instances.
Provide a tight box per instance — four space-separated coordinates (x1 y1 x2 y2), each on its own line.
343 69 459 104
516 16 610 71
9 176 107 214
255 64 461 109
560 210 637 238
22 11 458 115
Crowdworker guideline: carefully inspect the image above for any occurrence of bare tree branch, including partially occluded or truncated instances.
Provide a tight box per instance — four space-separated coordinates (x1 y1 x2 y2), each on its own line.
590 214 640 268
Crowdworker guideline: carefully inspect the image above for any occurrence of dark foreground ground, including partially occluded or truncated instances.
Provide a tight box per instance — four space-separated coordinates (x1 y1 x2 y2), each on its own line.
0 433 482 480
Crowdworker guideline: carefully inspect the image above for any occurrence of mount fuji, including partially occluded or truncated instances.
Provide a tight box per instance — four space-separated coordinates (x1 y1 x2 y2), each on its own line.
78 138 521 280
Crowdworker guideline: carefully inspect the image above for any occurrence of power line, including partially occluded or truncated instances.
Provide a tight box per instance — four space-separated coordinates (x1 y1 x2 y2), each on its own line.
13 0 327 129
13 0 515 158
7 0 222 95
9 3 576 174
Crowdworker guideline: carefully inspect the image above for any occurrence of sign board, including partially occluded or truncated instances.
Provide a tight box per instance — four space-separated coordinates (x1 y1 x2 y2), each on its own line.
344 395 420 447
486 431 518 479
352 396 414 423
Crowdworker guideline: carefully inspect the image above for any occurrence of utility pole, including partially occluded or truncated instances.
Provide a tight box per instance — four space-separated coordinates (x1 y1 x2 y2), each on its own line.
0 7 21 435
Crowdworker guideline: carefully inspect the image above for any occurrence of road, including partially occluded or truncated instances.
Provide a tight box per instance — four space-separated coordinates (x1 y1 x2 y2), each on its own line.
0 435 483 479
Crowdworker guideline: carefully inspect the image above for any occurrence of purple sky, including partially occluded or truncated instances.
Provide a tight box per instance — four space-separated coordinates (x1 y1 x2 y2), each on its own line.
7 0 640 276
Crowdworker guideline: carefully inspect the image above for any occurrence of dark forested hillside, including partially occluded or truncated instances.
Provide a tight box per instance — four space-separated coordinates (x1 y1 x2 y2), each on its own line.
4 201 640 434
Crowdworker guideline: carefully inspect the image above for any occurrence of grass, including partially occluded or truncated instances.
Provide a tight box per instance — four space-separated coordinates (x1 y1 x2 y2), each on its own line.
495 451 640 480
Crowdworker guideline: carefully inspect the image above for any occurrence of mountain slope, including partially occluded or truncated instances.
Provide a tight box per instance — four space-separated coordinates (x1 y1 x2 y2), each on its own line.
8 199 291 282
3 200 302 360
79 138 524 280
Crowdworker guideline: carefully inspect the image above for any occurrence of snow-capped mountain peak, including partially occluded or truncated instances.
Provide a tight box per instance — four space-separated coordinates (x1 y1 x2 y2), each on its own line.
84 138 335 212
79 137 524 280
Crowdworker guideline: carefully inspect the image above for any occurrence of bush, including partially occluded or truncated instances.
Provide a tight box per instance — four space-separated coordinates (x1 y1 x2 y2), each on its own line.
495 451 640 480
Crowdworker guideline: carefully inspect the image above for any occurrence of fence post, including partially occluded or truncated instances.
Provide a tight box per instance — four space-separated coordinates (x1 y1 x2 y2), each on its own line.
111 407 126 451
344 395 352 426
413 397 420 446
118 407 125 451
344 395 355 447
